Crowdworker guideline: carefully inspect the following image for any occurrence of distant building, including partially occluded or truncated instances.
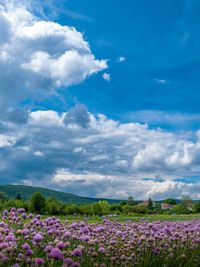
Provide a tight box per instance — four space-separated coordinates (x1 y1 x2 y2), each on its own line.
138 201 156 207
161 203 175 210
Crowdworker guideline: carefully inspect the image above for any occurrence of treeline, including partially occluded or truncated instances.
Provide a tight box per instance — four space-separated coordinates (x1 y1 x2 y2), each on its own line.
0 192 200 216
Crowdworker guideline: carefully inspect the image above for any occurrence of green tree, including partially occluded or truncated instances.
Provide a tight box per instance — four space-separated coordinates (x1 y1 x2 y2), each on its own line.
110 204 122 213
47 201 59 215
80 205 92 215
92 203 103 216
98 201 110 214
154 203 162 214
119 200 127 206
65 204 81 215
15 193 21 200
29 192 46 214
163 198 176 205
193 202 200 213
0 192 9 202
173 204 190 214
148 198 153 210
181 196 193 206
127 196 136 206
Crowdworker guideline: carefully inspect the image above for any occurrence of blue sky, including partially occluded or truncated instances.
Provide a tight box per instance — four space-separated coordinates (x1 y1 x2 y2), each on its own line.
30 0 200 128
0 0 200 200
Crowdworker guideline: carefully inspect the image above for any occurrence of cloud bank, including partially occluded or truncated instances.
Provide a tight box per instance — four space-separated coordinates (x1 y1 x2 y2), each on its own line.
0 104 200 199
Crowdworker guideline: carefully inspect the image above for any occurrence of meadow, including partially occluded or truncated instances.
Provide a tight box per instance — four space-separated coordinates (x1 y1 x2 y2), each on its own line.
1 209 200 266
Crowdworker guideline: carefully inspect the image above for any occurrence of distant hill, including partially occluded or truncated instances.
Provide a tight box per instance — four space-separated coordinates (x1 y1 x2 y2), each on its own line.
0 185 121 205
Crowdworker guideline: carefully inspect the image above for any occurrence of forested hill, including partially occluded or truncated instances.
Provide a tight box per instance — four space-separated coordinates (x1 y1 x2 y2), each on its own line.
0 185 121 205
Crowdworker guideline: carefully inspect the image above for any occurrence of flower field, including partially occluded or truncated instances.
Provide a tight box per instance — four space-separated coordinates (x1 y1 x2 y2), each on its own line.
1 209 200 266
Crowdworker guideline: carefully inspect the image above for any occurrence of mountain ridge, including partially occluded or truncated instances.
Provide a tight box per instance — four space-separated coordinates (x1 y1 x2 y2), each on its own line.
0 185 122 205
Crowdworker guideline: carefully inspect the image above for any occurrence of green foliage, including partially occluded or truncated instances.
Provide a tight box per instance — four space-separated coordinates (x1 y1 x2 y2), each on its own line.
173 204 191 215
98 201 110 214
122 204 149 215
29 192 46 213
193 202 200 213
15 193 21 200
127 196 136 206
181 196 193 206
119 200 127 206
110 204 122 213
92 203 103 216
148 198 153 210
0 192 9 202
163 198 176 205
80 205 92 215
154 203 162 214
46 200 60 215
65 204 81 215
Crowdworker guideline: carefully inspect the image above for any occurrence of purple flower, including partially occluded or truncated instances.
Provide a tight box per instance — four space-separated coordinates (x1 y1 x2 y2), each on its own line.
25 249 34 256
22 229 29 236
11 207 17 212
45 246 52 252
49 248 64 260
72 248 82 257
35 258 45 265
2 256 9 263
120 254 127 260
5 234 15 241
0 242 8 248
98 247 106 254
65 258 74 265
18 253 24 259
22 243 31 250
72 262 80 267
56 241 66 249
33 233 43 242
47 230 54 235
3 210 8 216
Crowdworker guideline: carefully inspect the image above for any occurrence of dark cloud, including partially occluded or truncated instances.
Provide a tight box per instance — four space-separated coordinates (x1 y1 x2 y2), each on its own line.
7 107 29 124
64 104 90 128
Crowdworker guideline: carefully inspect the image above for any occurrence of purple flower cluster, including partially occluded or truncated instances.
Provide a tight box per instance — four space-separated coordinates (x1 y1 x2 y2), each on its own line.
1 210 200 266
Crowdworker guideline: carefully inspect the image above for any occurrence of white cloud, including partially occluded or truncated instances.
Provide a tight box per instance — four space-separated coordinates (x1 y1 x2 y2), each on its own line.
1 106 200 199
0 1 107 117
0 134 16 147
103 72 111 82
155 79 167 84
34 151 44 157
118 56 126 62
29 110 63 126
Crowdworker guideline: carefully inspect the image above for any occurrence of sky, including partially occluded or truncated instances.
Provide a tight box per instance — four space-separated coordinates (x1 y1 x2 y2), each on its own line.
0 0 200 200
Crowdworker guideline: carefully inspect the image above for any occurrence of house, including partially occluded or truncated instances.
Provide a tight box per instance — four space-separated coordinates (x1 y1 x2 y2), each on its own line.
161 203 175 210
138 201 156 207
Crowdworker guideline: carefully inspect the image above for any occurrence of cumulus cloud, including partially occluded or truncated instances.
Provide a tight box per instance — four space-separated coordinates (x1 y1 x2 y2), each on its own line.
103 73 111 82
117 56 126 62
0 106 200 199
155 79 167 84
64 104 90 128
0 1 107 116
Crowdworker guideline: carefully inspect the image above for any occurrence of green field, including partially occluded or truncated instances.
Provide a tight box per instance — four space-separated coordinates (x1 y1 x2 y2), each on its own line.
43 213 200 223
